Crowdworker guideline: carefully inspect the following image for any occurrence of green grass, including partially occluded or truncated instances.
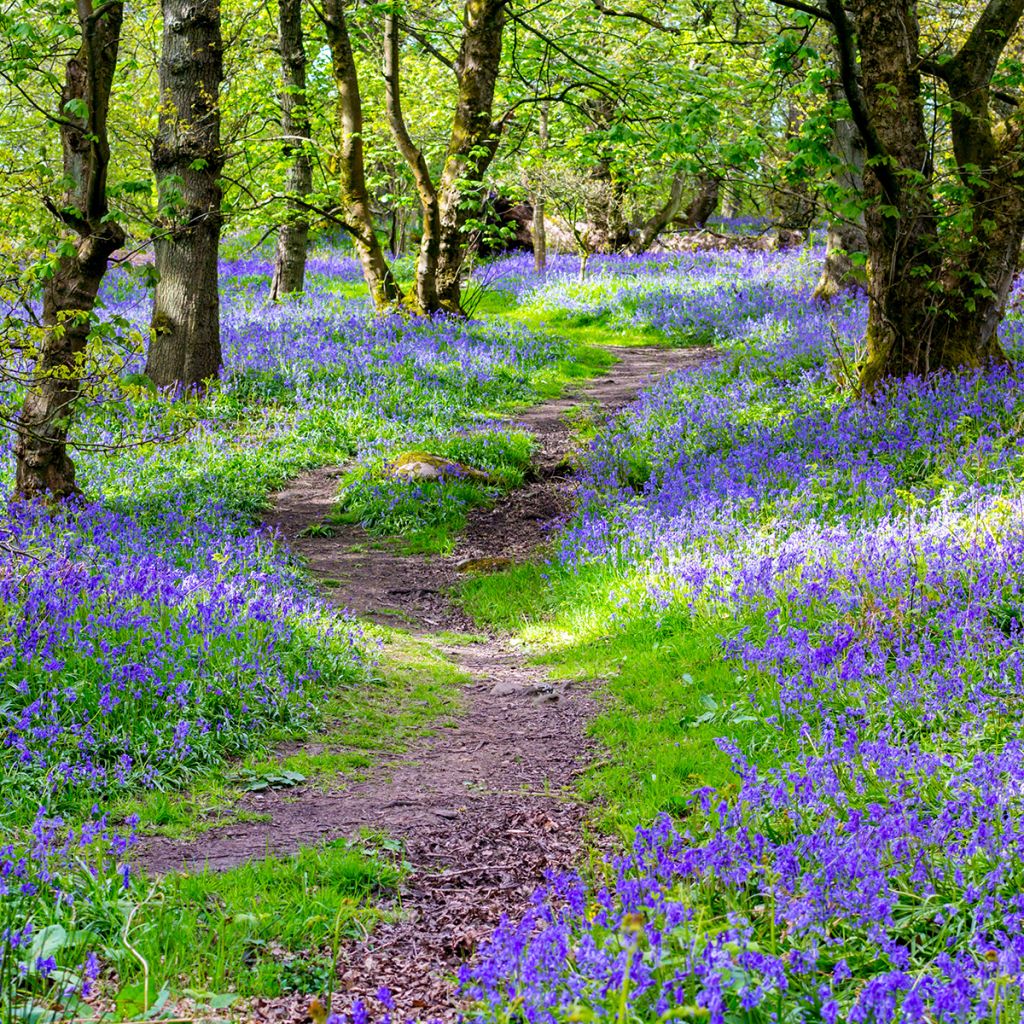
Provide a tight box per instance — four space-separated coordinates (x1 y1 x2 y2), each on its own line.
119 838 403 1007
324 345 615 554
112 628 467 839
458 561 775 840
506 306 673 350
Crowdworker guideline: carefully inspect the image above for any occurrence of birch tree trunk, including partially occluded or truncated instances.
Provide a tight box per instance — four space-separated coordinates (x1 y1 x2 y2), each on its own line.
15 1 126 499
147 0 224 388
270 0 313 301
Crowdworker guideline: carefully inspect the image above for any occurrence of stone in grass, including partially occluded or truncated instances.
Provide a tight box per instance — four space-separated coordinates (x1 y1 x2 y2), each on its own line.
455 556 516 574
388 450 496 485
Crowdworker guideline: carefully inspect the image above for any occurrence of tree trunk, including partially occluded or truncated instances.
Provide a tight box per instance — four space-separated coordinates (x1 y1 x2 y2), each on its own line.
683 172 721 229
15 1 126 500
829 0 1024 391
533 102 548 275
434 0 508 312
270 0 313 301
586 159 631 252
321 0 404 311
814 53 868 302
148 0 224 389
631 175 687 253
383 7 441 314
773 98 816 247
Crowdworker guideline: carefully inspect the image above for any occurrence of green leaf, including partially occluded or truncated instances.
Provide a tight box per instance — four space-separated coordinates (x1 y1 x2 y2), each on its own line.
29 924 68 961
63 97 89 119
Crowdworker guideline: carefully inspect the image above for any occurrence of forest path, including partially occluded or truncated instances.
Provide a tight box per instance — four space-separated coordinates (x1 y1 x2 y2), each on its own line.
140 344 703 1022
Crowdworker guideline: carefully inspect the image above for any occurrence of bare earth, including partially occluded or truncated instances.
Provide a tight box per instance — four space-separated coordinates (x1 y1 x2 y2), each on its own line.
138 346 704 1022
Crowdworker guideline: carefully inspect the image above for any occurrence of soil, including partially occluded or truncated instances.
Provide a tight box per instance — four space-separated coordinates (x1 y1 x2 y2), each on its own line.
137 345 704 1023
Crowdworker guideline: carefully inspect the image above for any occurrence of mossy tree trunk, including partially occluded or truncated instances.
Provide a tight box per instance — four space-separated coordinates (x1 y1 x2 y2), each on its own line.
147 0 224 389
812 0 1024 391
321 0 404 311
434 0 509 313
383 6 441 314
15 1 126 500
270 0 313 301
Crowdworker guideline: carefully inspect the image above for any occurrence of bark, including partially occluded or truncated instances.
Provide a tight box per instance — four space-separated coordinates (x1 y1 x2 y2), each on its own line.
825 0 1024 391
532 199 547 274
270 0 313 301
321 0 403 310
148 0 224 389
683 172 721 230
533 102 548 274
434 0 508 312
814 55 868 302
586 161 631 252
774 98 816 246
383 7 441 313
630 175 687 253
15 1 126 500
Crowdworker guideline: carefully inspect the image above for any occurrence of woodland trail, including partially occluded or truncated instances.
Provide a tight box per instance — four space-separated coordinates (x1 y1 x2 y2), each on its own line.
139 345 704 1023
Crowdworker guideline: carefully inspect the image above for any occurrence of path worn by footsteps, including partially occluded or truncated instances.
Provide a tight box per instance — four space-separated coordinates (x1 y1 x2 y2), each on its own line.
139 346 703 1022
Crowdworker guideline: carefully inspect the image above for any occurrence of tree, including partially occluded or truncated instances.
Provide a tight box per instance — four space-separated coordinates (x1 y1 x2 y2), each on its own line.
773 0 1024 389
630 174 688 252
813 46 867 301
433 0 509 311
383 3 442 313
320 0 404 310
14 0 126 499
532 101 549 273
682 172 722 230
147 0 224 389
270 0 314 300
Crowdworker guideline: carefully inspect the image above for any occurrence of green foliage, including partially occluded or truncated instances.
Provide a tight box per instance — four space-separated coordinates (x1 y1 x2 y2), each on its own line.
121 840 403 1000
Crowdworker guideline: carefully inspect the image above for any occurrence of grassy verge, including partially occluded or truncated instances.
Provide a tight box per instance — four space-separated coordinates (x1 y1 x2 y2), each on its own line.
458 564 766 840
110 628 469 841
320 343 615 554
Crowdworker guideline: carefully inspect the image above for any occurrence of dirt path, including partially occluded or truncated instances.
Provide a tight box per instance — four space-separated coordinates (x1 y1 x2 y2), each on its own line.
140 345 703 1022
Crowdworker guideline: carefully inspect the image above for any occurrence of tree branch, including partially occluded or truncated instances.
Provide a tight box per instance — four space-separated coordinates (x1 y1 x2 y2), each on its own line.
768 0 830 21
947 0 1024 88
821 0 900 205
589 0 681 34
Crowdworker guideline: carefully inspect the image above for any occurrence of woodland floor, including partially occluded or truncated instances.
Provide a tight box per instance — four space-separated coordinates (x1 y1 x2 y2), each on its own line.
139 345 703 1023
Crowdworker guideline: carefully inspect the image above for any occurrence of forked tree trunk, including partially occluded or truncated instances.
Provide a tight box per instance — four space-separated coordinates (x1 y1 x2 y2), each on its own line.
15 1 126 500
586 159 631 252
631 175 687 253
824 0 1024 391
435 0 508 312
148 0 224 389
383 7 441 314
683 172 721 229
321 0 404 310
270 0 313 301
